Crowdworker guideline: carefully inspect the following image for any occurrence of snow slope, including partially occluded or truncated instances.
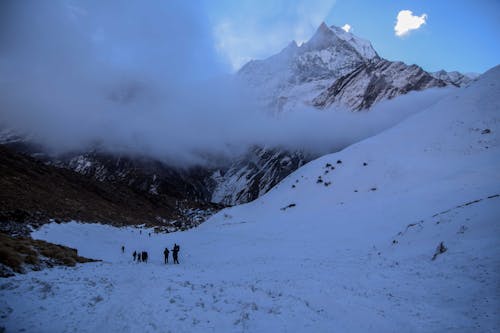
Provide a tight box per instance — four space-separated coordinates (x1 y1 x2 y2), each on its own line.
1 66 499 332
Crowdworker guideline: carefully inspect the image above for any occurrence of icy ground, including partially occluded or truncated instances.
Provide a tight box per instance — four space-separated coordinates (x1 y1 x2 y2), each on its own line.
1 67 500 332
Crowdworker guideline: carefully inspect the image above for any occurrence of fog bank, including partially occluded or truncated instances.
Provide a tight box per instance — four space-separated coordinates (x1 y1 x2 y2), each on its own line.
0 1 455 167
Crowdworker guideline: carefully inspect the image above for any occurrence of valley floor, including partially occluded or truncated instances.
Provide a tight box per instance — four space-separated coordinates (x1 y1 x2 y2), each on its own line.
1 193 499 333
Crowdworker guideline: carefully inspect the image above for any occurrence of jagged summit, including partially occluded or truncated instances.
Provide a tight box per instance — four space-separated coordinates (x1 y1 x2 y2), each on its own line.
304 22 378 60
238 22 376 112
306 21 341 50
239 22 469 112
326 24 378 60
318 21 329 31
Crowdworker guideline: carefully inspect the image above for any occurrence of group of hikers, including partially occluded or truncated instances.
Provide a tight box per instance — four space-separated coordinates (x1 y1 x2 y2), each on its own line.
132 250 149 263
163 244 180 264
123 243 181 264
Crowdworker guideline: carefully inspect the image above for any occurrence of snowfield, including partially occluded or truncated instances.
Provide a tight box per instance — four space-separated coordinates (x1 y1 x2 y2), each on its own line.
1 67 500 332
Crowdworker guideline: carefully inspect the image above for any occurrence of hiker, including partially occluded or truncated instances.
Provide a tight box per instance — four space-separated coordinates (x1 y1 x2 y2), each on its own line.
163 247 170 264
121 245 125 253
137 251 141 262
133 251 137 261
172 244 180 264
142 251 148 263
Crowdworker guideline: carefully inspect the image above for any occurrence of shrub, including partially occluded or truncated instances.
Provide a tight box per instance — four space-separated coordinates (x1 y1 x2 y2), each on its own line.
25 254 40 265
0 246 23 272
62 257 76 266
0 233 98 275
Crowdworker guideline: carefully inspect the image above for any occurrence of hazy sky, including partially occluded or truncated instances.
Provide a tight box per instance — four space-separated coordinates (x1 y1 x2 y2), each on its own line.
207 0 500 73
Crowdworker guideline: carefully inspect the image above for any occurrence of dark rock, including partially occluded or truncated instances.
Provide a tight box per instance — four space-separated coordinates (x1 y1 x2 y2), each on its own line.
280 203 296 211
431 242 447 260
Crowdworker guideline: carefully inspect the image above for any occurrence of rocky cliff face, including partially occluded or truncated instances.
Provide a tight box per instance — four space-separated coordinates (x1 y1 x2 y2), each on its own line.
313 60 446 110
0 130 308 207
52 152 212 203
207 147 308 205
52 147 308 206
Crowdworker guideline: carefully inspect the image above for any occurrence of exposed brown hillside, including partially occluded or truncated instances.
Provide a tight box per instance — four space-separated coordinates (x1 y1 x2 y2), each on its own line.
0 145 218 234
0 232 99 277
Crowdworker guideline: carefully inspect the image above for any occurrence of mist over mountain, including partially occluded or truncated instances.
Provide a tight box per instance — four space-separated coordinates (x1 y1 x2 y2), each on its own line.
0 1 460 167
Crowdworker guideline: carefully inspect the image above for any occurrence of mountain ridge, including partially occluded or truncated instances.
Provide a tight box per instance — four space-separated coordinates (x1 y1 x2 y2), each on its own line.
239 23 476 112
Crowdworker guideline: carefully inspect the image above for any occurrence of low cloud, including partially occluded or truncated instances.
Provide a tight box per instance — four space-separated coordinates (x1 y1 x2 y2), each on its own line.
394 10 427 37
341 24 351 33
0 1 453 168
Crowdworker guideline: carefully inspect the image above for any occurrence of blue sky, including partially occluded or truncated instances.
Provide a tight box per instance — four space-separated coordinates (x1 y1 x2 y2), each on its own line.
205 0 500 74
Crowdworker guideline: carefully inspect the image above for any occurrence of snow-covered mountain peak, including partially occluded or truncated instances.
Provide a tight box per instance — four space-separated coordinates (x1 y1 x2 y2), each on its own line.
305 21 342 50
318 21 330 32
238 22 377 112
301 22 378 60
238 22 470 113
327 25 378 60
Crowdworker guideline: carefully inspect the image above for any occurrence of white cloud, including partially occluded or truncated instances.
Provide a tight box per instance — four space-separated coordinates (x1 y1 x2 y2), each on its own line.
341 24 351 33
394 10 427 37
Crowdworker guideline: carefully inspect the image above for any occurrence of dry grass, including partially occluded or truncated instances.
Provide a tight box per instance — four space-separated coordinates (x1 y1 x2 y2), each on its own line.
0 247 23 273
0 233 98 276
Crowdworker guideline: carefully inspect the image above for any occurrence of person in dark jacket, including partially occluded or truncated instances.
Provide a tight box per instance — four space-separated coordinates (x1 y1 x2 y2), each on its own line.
133 251 137 261
121 245 125 253
172 244 180 264
142 251 148 263
163 247 169 264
